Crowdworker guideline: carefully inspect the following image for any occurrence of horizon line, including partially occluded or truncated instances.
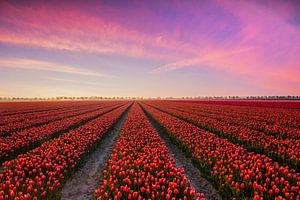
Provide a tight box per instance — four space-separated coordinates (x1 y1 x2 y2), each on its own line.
1 95 300 101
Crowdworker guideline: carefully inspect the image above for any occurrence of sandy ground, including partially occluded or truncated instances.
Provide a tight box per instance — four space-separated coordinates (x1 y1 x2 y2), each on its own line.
61 108 130 200
143 107 223 200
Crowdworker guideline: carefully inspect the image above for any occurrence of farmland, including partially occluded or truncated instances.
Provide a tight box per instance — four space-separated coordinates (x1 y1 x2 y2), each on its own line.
0 100 299 200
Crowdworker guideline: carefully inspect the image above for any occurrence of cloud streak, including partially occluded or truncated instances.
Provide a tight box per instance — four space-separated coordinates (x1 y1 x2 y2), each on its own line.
0 1 193 61
46 77 103 86
0 58 111 77
151 47 257 73
0 0 299 96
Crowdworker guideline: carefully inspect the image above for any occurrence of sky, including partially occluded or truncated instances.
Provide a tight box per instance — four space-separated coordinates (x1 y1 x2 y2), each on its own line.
0 0 300 98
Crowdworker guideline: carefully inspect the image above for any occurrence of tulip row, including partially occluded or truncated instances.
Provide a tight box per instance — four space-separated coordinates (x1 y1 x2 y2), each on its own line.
0 103 125 163
0 107 72 127
95 103 204 200
141 103 300 199
0 102 120 136
0 101 88 116
0 101 105 126
0 103 131 200
148 101 300 138
145 102 300 170
172 100 300 109
171 101 300 128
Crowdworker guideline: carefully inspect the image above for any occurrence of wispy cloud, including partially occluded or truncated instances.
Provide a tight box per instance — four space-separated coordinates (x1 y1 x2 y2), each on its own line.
46 77 102 85
151 47 257 73
0 1 192 61
0 0 299 96
0 58 111 77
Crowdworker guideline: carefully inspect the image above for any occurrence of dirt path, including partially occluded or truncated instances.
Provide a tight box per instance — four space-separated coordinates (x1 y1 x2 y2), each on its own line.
61 107 130 200
142 106 223 200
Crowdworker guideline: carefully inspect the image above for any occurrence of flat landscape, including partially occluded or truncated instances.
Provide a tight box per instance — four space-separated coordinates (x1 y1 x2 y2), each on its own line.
1 0 299 199
0 100 299 199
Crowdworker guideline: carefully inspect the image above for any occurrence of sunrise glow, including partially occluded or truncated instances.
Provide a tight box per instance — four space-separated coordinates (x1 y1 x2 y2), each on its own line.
0 0 300 97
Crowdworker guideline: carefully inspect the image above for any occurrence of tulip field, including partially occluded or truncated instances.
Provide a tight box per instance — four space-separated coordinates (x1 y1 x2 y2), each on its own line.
0 100 299 199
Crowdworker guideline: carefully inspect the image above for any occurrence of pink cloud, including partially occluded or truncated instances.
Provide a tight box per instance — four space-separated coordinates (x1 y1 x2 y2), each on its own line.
0 0 299 95
0 1 195 61
151 46 257 73
150 0 300 93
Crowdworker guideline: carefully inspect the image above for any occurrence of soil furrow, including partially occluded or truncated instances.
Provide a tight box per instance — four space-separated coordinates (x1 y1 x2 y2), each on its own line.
1 104 117 136
1 104 126 164
141 104 223 200
61 105 131 200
